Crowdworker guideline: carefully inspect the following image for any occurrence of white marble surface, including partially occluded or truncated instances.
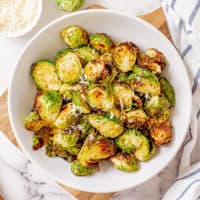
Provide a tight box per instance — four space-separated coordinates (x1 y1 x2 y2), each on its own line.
0 0 160 96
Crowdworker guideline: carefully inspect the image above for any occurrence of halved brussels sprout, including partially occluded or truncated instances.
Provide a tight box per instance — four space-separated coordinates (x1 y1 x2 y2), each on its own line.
56 0 84 11
138 48 166 75
144 96 170 118
150 121 172 145
113 83 133 111
113 42 139 72
124 109 148 128
86 85 114 112
32 133 44 150
31 60 61 91
24 111 47 131
53 129 80 155
55 52 82 83
89 33 113 53
71 160 97 176
35 91 62 122
88 114 123 138
77 132 116 166
129 65 160 96
110 152 139 172
54 48 73 63
61 25 88 48
160 77 175 107
100 53 113 63
84 59 112 82
76 46 99 63
115 129 143 152
54 103 77 129
72 91 91 114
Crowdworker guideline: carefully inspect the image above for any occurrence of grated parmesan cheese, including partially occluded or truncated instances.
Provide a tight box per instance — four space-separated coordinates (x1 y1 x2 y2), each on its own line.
0 0 40 33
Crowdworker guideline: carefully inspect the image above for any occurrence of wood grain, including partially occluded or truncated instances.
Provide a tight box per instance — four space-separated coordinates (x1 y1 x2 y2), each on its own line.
0 7 170 200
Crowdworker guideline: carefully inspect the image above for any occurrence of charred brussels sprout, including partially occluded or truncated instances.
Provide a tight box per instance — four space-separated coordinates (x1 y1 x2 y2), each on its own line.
53 129 80 155
72 91 91 114
124 109 148 128
24 111 47 131
144 96 170 118
88 114 123 138
76 46 99 63
77 132 116 166
110 152 139 172
89 33 113 53
32 133 44 150
54 48 73 63
31 60 61 91
160 77 175 107
61 25 88 48
54 104 77 129
55 52 82 83
86 85 114 112
129 65 160 96
150 121 172 145
71 161 97 176
138 48 166 75
113 42 139 72
56 0 84 11
84 59 111 82
115 129 143 152
35 91 62 122
113 84 133 111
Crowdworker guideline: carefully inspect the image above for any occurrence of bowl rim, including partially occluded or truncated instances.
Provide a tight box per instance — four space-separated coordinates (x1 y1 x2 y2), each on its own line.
8 9 192 193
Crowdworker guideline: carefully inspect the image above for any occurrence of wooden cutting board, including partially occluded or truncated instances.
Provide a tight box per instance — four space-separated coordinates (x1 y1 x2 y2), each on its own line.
0 6 171 200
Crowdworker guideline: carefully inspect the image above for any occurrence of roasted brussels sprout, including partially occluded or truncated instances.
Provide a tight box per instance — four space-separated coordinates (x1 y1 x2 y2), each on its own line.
124 109 148 128
76 46 99 63
56 0 84 11
110 152 139 172
89 33 113 53
53 129 80 155
72 91 91 114
61 25 88 48
138 48 166 75
115 129 143 152
129 65 160 96
88 114 123 138
31 60 61 91
84 59 111 82
24 111 47 131
54 103 77 129
160 77 175 107
86 85 114 112
71 160 97 176
54 48 73 63
77 132 116 166
113 83 133 111
113 42 139 72
144 96 170 118
55 52 82 83
35 91 62 122
32 133 44 150
78 116 91 140
150 121 172 145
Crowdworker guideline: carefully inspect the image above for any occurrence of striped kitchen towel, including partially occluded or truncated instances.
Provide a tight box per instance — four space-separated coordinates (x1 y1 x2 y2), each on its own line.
162 0 200 199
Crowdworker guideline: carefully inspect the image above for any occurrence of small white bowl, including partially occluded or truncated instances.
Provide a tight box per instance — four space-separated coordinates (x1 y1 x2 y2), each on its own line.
8 10 192 193
0 0 42 37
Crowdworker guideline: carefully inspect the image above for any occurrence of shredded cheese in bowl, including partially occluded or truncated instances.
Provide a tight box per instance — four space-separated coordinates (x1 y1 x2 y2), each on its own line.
0 0 42 37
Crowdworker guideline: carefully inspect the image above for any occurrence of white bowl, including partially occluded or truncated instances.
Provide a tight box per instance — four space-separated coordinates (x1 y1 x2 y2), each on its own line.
8 10 192 193
0 0 42 37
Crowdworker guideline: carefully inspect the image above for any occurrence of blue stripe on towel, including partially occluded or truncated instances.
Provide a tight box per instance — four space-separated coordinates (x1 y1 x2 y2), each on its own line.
181 44 192 58
176 179 200 200
171 0 177 9
192 68 200 94
176 167 200 181
189 0 200 25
